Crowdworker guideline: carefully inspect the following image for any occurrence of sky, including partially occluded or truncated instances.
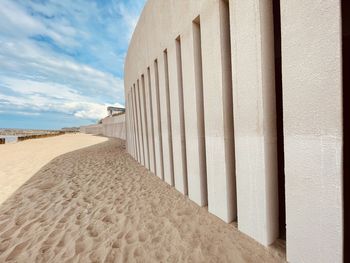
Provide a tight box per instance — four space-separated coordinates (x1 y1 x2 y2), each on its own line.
0 0 145 129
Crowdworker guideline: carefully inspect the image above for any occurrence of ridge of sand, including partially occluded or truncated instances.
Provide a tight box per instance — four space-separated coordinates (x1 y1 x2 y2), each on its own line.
0 139 285 262
0 133 107 204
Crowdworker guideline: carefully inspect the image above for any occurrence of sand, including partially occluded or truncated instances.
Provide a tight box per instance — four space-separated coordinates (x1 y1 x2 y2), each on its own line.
0 139 285 262
0 133 107 204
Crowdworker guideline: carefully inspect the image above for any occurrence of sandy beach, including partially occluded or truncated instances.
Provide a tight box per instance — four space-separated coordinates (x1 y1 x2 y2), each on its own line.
0 133 107 204
0 138 285 262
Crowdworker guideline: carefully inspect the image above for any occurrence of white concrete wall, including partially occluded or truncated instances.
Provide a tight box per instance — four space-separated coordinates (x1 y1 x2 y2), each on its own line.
145 68 156 173
140 75 150 169
131 86 141 162
127 93 137 158
182 18 207 207
124 0 237 222
80 124 103 135
200 0 236 223
136 81 145 165
101 114 126 140
281 1 343 262
124 0 344 262
80 114 126 140
168 40 188 194
158 53 175 186
229 0 279 245
150 62 164 179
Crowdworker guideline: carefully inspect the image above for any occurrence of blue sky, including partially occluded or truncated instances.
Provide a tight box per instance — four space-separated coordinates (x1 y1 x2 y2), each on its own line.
0 0 145 129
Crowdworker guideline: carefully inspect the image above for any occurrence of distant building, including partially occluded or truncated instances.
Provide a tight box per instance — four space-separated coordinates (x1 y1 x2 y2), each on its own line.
107 106 125 116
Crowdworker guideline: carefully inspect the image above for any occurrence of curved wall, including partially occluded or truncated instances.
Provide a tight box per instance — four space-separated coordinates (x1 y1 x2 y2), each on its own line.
80 114 126 140
124 1 343 262
102 114 126 139
80 124 103 136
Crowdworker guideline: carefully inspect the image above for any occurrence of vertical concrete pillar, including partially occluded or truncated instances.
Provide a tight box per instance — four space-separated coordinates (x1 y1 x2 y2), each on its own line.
229 0 279 245
130 86 139 160
201 0 236 223
181 23 207 206
150 61 164 179
140 75 150 169
125 93 129 152
131 87 139 161
145 68 156 173
281 1 343 262
158 51 174 185
129 92 137 159
130 88 135 159
129 94 135 158
167 39 188 195
133 84 142 163
126 93 133 156
136 80 145 165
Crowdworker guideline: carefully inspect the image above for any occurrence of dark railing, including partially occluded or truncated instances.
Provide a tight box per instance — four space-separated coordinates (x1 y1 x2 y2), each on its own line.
16 131 65 142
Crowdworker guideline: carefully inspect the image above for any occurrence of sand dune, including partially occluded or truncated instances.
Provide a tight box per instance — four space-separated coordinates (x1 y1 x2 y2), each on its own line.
0 133 107 204
0 139 285 262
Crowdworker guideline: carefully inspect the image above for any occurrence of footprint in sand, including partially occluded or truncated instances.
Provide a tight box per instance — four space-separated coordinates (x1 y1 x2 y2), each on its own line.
0 220 10 232
138 231 148 242
112 240 122 249
125 231 137 244
75 239 85 255
5 240 30 261
0 239 11 253
102 215 113 224
87 226 99 238
14 214 27 226
134 247 145 258
151 236 161 244
1 225 19 239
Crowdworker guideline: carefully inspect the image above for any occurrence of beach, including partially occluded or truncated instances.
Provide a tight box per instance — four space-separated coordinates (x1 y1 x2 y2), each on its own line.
0 133 107 204
0 138 285 262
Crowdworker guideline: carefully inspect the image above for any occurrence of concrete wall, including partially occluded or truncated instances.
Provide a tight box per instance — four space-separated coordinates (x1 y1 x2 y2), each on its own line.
230 0 279 246
124 0 344 262
281 1 343 262
80 114 126 140
80 124 103 136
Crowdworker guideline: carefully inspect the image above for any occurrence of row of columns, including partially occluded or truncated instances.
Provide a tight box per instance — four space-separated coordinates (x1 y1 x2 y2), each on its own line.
125 0 343 262
126 0 275 241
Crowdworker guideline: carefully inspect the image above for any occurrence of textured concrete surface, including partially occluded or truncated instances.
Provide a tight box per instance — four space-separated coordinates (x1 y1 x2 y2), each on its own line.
181 18 207 207
145 69 156 173
123 1 343 262
158 53 174 186
80 114 126 140
200 0 236 223
281 0 343 262
149 63 164 179
230 0 279 245
168 41 188 195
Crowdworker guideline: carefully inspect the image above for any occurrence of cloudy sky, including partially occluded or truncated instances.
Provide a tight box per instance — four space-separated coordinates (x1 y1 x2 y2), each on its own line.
0 0 145 129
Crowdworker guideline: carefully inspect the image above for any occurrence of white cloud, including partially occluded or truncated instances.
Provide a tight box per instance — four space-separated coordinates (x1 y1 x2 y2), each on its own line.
13 111 41 116
0 0 145 127
112 2 140 40
0 0 77 47
2 78 79 100
0 78 122 120
0 39 124 101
